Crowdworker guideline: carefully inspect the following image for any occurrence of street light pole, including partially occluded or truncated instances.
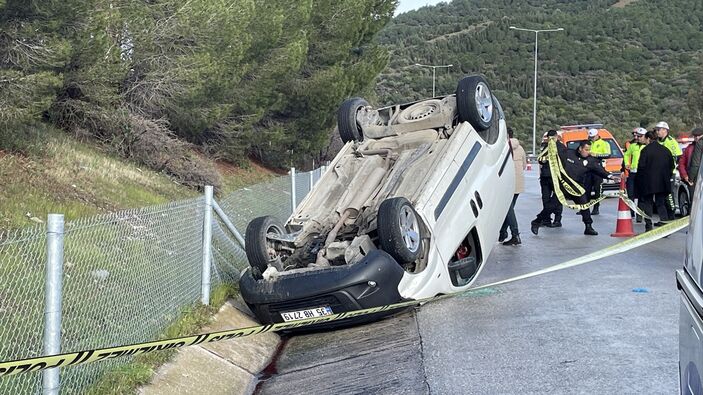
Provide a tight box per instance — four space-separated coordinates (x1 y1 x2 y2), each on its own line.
509 26 564 155
414 63 453 97
533 31 538 157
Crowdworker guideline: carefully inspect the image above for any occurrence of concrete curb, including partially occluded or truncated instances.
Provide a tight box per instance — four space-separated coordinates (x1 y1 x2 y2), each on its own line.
139 300 280 395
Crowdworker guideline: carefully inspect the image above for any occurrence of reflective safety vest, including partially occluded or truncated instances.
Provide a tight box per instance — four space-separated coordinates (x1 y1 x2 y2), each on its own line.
624 142 643 172
659 135 682 172
659 135 682 158
591 138 611 158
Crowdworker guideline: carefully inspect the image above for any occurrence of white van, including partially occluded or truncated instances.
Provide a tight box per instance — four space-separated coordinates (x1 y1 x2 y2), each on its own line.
239 76 515 328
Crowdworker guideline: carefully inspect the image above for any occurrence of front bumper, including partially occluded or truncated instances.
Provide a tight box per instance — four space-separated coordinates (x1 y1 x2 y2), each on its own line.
239 250 407 330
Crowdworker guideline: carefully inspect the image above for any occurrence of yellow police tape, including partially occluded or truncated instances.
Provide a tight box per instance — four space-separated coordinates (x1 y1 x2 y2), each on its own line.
543 139 654 220
617 188 652 220
0 217 690 377
545 139 606 211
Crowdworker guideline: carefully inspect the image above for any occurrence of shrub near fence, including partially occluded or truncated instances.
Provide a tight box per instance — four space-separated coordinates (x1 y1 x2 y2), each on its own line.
0 167 325 394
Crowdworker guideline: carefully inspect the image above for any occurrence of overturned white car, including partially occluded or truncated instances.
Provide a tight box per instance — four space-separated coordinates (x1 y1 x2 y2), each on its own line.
239 75 515 328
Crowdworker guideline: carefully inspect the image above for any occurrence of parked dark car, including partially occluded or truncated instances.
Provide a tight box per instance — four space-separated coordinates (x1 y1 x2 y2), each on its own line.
677 166 703 394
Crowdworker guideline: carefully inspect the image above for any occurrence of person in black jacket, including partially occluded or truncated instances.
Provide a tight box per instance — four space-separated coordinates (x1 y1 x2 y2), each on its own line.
531 140 614 236
635 130 675 231
535 130 564 227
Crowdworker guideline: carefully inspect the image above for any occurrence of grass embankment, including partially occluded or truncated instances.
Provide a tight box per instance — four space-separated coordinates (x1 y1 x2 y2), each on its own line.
0 125 276 393
85 284 238 395
0 127 275 232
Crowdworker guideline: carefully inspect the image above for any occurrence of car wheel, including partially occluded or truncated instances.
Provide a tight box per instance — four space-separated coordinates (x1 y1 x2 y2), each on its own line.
455 75 494 131
245 216 286 278
679 189 690 217
397 99 443 124
337 97 369 143
377 197 423 264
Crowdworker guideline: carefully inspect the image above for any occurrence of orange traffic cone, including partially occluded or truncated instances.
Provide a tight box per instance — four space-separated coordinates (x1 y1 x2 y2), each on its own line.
611 177 636 238
526 162 532 171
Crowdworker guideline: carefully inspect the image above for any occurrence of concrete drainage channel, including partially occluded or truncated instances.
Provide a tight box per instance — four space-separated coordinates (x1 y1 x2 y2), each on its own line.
251 338 289 393
252 310 428 395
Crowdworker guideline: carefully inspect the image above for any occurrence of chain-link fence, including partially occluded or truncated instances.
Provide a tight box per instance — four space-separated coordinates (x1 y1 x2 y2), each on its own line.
293 167 324 208
60 199 208 394
0 166 325 394
0 225 46 395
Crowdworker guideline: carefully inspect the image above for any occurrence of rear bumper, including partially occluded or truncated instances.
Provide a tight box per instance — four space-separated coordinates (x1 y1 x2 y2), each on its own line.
239 250 407 330
602 174 621 195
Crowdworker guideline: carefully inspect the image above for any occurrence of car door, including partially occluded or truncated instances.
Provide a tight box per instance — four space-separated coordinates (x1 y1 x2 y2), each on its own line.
427 121 485 262
470 113 514 252
428 111 513 266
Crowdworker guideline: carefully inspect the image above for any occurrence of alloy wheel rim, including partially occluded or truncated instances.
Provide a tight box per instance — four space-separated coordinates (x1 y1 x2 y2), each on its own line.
474 82 493 123
399 206 420 253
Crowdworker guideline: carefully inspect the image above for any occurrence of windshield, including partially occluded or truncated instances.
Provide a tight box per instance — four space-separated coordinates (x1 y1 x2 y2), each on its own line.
566 139 623 158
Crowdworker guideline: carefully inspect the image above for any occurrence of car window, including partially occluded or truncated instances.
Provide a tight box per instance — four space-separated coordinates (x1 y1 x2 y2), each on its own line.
566 139 623 158
566 141 584 151
606 139 623 158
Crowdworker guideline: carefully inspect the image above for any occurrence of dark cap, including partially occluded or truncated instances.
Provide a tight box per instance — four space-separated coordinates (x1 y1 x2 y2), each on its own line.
546 129 558 137
692 127 703 137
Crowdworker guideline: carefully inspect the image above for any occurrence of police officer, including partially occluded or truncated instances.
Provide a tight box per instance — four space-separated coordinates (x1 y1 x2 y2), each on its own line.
586 128 611 215
531 140 615 236
624 127 647 222
534 129 563 228
655 121 682 220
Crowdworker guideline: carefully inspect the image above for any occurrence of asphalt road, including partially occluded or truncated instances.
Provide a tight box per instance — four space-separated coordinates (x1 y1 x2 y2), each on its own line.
256 169 688 395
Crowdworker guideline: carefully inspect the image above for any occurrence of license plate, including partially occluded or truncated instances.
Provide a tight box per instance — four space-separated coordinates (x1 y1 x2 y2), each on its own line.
280 306 333 322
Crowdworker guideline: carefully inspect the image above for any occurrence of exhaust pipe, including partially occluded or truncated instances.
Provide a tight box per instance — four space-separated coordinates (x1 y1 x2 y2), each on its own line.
314 163 389 267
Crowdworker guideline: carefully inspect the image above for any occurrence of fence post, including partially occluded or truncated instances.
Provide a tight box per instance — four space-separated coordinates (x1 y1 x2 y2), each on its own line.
201 186 213 305
212 200 246 249
43 214 64 395
309 169 314 191
290 167 297 214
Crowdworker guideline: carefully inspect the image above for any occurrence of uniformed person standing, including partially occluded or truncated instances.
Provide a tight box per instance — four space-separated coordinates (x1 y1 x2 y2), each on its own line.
586 128 612 215
534 130 564 228
531 140 615 236
623 127 647 222
655 121 682 220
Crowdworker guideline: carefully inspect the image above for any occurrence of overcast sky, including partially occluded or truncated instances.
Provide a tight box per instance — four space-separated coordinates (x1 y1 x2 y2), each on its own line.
395 0 447 15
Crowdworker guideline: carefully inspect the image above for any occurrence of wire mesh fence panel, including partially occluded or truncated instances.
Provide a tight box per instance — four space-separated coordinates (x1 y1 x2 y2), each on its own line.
294 171 312 209
58 198 205 394
0 226 46 395
312 167 323 185
210 219 246 288
217 175 292 233
0 168 327 394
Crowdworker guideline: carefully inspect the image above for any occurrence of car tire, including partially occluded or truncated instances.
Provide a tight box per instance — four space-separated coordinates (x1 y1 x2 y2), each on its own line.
679 189 690 217
456 75 494 131
245 216 286 278
377 197 423 264
397 99 443 124
337 97 369 143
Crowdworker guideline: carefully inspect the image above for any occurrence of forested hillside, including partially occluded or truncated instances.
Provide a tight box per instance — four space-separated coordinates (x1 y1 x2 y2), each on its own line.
377 0 703 148
0 0 396 184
